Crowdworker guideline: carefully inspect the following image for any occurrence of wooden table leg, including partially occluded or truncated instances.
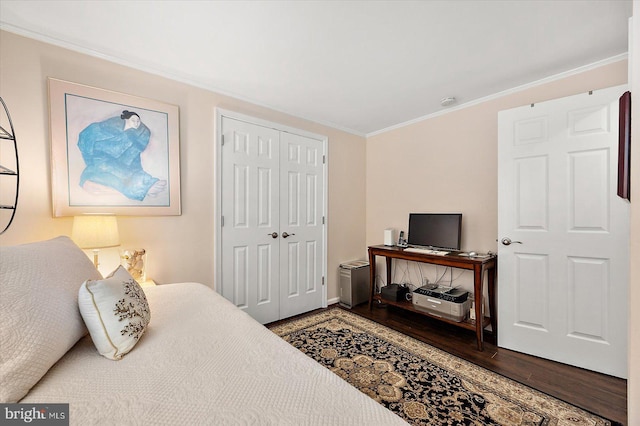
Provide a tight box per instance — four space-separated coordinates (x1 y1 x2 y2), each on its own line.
385 256 392 285
473 264 484 351
488 264 497 342
368 250 375 310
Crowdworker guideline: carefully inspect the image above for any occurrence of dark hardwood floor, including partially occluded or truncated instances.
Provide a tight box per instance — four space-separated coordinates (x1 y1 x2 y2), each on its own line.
351 302 627 425
270 302 627 425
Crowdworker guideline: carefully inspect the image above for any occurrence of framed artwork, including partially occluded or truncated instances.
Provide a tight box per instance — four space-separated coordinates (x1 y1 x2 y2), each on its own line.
48 78 181 216
617 91 631 201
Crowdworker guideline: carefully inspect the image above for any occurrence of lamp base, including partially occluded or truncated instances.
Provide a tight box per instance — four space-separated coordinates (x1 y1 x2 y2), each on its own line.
92 249 100 269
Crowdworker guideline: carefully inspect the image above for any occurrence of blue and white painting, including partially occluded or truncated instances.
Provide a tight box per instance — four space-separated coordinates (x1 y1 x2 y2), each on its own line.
65 94 171 207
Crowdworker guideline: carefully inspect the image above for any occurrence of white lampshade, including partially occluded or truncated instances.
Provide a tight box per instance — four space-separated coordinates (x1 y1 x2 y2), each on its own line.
72 216 120 249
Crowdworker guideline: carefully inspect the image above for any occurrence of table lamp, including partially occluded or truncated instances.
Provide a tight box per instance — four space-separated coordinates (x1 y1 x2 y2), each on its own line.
72 215 120 268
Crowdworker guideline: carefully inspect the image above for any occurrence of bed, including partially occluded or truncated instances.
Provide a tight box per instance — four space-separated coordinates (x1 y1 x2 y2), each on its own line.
1 236 407 425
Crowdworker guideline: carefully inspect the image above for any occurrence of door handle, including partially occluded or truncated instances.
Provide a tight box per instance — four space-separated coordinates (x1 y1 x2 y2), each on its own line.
500 237 522 246
282 232 295 238
268 232 278 239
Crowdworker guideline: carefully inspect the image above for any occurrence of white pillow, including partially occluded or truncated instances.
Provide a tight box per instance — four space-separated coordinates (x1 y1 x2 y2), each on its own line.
78 266 151 360
0 236 102 403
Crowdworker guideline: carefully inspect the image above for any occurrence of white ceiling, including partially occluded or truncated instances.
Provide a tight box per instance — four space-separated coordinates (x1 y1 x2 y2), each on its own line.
0 0 632 136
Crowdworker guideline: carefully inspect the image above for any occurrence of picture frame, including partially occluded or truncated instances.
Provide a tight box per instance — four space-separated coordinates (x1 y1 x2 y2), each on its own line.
48 78 181 216
617 91 631 201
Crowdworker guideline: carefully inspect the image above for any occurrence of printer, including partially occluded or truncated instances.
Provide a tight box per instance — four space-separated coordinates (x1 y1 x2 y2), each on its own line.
411 285 471 322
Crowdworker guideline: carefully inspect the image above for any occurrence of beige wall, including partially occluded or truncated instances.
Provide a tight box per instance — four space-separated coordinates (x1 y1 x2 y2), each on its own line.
366 60 628 289
0 31 367 302
628 3 639 424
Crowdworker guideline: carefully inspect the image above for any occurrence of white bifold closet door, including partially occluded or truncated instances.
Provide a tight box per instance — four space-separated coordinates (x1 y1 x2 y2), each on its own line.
220 116 325 324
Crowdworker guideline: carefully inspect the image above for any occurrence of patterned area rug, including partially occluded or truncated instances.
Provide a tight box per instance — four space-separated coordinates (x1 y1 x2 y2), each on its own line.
269 308 613 426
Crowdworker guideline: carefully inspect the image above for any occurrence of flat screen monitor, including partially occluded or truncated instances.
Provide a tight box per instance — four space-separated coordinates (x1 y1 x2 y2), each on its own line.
407 213 462 251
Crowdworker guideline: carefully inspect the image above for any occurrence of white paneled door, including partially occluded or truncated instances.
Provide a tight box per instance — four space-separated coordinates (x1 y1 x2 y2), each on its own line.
497 85 629 378
220 116 325 324
278 132 325 319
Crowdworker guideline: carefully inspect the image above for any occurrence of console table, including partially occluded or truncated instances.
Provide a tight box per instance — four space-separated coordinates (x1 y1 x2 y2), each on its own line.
368 245 497 351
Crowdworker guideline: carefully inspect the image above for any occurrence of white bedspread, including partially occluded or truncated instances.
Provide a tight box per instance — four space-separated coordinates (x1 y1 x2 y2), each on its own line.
21 283 407 425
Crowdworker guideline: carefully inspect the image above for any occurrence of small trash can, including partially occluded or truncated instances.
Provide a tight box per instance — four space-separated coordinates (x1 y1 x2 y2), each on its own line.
338 260 370 308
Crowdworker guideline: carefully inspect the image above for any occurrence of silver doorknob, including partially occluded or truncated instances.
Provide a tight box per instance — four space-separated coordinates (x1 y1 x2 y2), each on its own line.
282 232 295 238
500 237 522 246
268 232 278 238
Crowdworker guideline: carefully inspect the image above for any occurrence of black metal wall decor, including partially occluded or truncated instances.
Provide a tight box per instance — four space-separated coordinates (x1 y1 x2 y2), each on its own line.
0 97 19 235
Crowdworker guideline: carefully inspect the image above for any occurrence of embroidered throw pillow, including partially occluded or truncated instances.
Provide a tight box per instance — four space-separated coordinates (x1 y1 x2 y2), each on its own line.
78 266 151 360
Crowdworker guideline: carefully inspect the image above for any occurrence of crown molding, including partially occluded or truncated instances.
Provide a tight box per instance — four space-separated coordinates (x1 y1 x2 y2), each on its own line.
367 53 628 137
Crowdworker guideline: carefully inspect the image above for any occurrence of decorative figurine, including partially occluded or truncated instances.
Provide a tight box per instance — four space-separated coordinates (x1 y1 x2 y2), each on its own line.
120 248 146 282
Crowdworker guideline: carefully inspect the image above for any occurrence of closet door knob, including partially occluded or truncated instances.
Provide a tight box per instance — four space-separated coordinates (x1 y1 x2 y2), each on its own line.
282 232 295 238
268 232 278 239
